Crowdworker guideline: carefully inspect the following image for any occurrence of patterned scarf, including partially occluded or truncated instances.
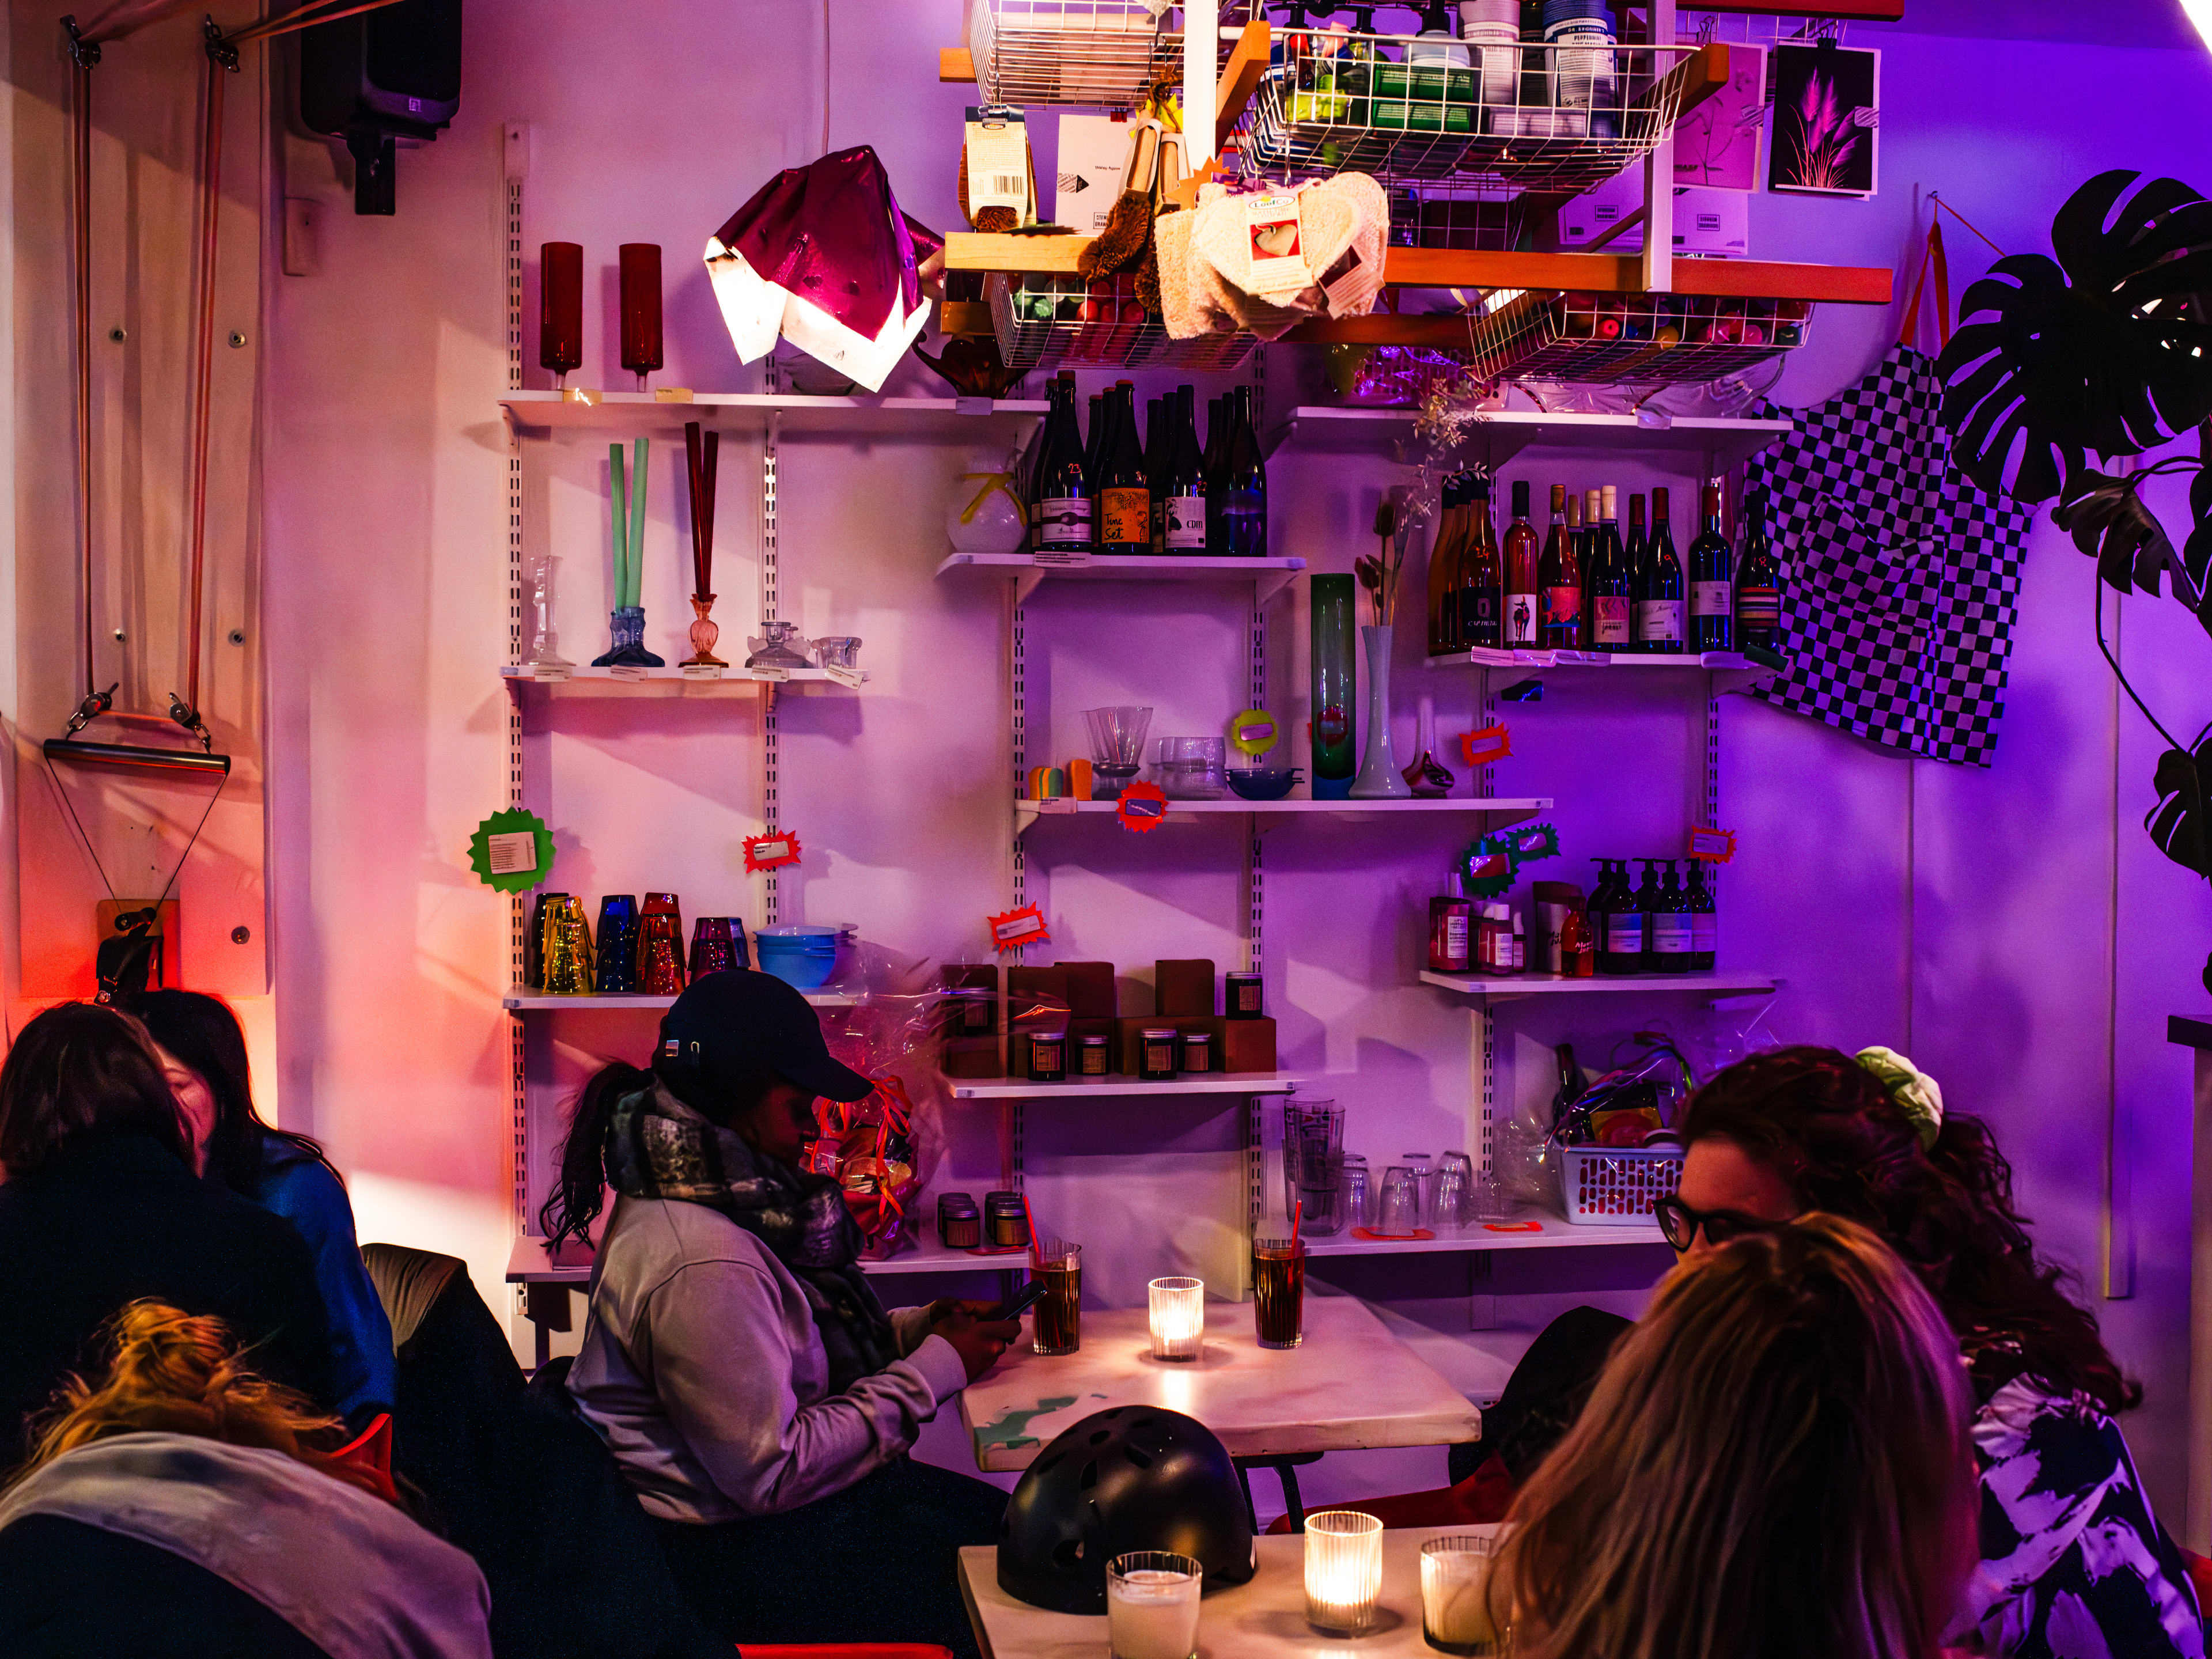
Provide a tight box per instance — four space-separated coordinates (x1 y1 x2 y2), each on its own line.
605 1082 898 1393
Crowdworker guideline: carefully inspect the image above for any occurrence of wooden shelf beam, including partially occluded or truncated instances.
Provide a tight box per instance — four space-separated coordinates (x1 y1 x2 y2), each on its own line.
941 46 974 82
1214 20 1272 157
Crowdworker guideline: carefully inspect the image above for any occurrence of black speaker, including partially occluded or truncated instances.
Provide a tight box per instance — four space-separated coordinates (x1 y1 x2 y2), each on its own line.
300 0 462 217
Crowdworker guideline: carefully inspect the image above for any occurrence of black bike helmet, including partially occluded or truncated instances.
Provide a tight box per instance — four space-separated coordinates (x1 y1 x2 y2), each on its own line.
997 1406 1256 1613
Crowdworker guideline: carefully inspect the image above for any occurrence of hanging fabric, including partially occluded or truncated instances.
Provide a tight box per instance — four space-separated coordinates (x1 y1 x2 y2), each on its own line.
1742 213 2035 767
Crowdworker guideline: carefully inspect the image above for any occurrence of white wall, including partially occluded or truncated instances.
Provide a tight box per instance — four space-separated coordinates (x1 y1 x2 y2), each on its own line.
243 3 2212 1521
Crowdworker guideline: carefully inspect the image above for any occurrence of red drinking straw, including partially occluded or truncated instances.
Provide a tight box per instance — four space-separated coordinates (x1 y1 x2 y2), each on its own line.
1023 1195 1039 1260
1292 1197 1302 1243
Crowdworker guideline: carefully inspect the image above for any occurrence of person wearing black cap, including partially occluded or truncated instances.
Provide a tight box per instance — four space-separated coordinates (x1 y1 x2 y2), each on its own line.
541 971 1018 1655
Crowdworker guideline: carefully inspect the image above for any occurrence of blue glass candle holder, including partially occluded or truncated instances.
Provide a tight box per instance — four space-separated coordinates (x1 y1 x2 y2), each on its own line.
593 606 666 668
595 895 641 993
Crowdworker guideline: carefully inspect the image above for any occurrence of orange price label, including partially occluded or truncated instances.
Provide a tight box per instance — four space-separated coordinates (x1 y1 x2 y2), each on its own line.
1688 827 1737 863
743 832 803 873
1460 724 1512 766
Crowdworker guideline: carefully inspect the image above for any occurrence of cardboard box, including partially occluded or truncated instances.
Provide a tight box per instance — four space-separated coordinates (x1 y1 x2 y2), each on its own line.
937 964 1000 1077
1053 960 1119 1018
1006 967 1071 1079
1154 959 1217 1017
1054 112 1135 234
1558 177 1748 260
1210 1015 1278 1074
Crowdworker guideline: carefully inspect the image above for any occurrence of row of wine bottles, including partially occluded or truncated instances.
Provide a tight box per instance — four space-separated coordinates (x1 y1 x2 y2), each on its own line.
1027 374 1270 560
1425 476 1782 658
1588 859 1718 975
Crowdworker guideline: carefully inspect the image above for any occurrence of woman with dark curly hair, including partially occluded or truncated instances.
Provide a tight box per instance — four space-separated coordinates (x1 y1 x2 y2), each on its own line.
1661 1044 2200 1659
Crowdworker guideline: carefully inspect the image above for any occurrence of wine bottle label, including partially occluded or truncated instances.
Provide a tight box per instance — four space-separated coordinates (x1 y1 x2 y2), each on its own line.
1540 586 1581 629
1038 496 1090 547
1101 488 1150 546
1591 596 1631 645
1653 916 1692 954
1635 599 1684 642
1165 493 1207 549
1691 913 1717 953
1505 589 1539 645
1691 580 1732 618
1738 586 1781 628
1606 916 1646 955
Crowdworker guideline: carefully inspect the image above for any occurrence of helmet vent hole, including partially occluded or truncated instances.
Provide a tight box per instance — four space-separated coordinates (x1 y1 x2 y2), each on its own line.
1080 1460 1100 1490
1052 1539 1084 1569
1124 1446 1153 1469
1090 1430 1111 1445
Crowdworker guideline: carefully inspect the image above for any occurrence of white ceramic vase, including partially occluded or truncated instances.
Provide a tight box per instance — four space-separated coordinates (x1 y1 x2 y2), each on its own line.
1349 624 1413 799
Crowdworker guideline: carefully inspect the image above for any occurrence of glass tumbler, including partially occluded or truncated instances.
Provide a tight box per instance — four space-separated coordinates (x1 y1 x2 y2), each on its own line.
1107 1552 1202 1659
594 895 639 993
1340 1154 1372 1230
1421 1535 1501 1655
1435 1152 1475 1232
636 892 686 997
1377 1164 1421 1235
1400 1152 1438 1229
1031 1239 1082 1355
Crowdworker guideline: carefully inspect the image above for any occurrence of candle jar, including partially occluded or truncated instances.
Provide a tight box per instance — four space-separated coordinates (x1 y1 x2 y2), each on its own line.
1180 1029 1211 1074
618 243 663 388
1304 1510 1384 1634
984 1191 1031 1250
1147 1277 1204 1362
1225 971 1263 1018
1029 1033 1067 1082
1078 1033 1111 1078
1138 1027 1179 1082
938 1192 982 1249
539 241 582 388
1107 1552 1202 1659
1421 1535 1501 1655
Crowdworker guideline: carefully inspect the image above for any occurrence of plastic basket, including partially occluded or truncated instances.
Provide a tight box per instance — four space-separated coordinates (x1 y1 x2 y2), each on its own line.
1467 290 1813 387
988 272 1257 373
1560 1142 1683 1226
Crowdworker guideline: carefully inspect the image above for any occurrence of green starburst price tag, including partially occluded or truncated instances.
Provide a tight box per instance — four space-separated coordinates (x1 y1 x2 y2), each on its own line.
468 808 555 893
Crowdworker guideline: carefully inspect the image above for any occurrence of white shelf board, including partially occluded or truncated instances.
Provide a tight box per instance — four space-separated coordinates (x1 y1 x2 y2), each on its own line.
503 987 858 1011
1419 969 1778 1003
1017 796 1548 835
950 1071 1305 1100
501 391 1046 437
507 1233 1012 1285
937 551 1307 605
499 665 863 687
1425 647 1752 672
1302 1206 1669 1255
1266 405 1793 469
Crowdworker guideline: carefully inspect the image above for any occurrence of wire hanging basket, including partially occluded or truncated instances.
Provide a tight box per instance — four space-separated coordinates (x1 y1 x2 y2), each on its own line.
1466 289 1815 387
988 272 1257 373
968 0 1197 108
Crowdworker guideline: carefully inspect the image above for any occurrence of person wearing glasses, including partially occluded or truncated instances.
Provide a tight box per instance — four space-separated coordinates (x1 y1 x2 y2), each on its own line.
1657 1046 2200 1659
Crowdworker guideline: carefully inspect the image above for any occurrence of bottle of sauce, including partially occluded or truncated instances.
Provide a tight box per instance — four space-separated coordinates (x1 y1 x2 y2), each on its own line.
1428 872 1472 972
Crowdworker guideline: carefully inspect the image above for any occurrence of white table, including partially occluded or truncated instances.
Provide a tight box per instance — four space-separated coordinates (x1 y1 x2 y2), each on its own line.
959 1527 1502 1659
959 1297 1482 1474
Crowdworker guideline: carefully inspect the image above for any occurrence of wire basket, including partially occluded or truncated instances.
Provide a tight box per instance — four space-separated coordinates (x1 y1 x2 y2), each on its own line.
1466 290 1813 387
968 0 1189 108
988 271 1257 372
1560 1142 1683 1226
1677 10 1846 112
1239 30 1696 192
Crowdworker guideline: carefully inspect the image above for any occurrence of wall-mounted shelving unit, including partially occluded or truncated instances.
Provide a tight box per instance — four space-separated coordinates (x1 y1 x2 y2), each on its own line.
1420 969 1779 1004
1266 407 1794 471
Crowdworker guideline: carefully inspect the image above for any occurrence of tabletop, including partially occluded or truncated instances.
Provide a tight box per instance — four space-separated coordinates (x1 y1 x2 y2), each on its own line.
958 1297 1483 1472
959 1526 1502 1659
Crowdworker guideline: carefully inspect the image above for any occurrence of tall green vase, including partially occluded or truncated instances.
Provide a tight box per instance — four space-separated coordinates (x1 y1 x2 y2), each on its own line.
1310 575 1357 798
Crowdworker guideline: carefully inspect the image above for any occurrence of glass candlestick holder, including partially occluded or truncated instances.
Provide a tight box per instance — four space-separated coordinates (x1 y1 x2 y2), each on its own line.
684 593 726 667
592 605 666 669
525 554 575 676
745 619 811 672
1147 1277 1204 1362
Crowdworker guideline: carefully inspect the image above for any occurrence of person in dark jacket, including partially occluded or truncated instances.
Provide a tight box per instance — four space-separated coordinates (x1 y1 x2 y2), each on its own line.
136 989 396 1425
0 1002 335 1466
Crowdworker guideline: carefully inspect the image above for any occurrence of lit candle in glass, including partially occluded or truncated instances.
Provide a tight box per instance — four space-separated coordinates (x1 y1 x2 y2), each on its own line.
1147 1277 1204 1362
1303 1510 1382 1634
1420 1535 1500 1655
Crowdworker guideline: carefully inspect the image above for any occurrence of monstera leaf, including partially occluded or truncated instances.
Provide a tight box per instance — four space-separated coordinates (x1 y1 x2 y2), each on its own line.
1937 171 2212 503
2149 731 2212 879
2053 469 2177 593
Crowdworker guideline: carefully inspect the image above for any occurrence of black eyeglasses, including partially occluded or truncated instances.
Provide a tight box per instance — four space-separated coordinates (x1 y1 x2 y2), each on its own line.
1653 1194 1782 1253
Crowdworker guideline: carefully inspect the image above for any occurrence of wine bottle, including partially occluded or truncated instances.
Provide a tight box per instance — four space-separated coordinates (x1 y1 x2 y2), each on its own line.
1033 375 1094 560
1736 491 1783 653
1586 486 1632 652
1201 395 1227 554
1623 492 1649 652
1163 385 1207 554
1219 385 1267 557
1026 373 1068 554
1459 474 1503 649
1100 382 1150 555
1687 861 1717 971
1427 474 1468 657
1504 482 1544 649
1145 396 1168 555
1083 392 1105 516
1539 481 1584 649
1652 861 1692 975
1631 859 1662 972
1687 483 1734 652
1637 486 1684 653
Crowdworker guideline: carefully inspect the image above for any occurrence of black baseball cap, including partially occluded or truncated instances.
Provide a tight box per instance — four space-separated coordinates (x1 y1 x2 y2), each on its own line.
658 970 873 1102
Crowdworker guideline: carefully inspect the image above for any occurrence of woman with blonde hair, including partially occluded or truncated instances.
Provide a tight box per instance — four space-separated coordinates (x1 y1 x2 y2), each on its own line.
0 1300 490 1658
1495 1214 1980 1659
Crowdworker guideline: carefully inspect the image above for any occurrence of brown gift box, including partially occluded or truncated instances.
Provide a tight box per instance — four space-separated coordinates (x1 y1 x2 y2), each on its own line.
1113 1014 1275 1074
1053 960 1120 1019
1007 967 1071 1080
1153 959 1217 1017
938 964 1001 1077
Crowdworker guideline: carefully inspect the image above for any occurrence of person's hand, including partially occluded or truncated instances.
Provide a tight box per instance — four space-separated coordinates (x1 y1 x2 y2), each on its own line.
929 1297 1005 1328
935 1304 1021 1382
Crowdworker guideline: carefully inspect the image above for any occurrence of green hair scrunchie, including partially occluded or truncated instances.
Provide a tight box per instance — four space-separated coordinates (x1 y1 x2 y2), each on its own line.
1855 1046 1945 1151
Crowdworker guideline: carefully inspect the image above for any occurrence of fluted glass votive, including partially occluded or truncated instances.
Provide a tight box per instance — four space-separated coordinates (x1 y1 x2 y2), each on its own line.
1304 1510 1383 1635
1147 1277 1203 1362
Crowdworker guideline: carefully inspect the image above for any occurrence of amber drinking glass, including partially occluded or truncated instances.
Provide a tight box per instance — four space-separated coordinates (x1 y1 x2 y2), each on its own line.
619 243 663 387
1031 1239 1082 1356
539 242 582 387
1252 1234 1306 1349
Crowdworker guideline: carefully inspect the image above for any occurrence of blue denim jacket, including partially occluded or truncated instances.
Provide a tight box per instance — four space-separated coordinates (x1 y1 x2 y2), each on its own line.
254 1147 396 1423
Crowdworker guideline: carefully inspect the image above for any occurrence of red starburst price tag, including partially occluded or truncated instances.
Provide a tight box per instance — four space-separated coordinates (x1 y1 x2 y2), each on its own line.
987 904 1049 952
1688 827 1737 863
743 832 803 873
1460 724 1512 766
1115 781 1170 834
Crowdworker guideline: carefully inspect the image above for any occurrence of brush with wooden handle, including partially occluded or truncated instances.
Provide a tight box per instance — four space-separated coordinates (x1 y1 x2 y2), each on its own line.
1077 120 1160 281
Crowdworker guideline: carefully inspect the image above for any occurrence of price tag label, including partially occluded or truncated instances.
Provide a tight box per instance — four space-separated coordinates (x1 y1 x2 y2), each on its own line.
1115 781 1170 834
743 833 803 873
1245 192 1305 289
823 664 865 688
1460 724 1512 766
1688 826 1737 863
529 663 573 683
485 831 539 877
964 105 1031 221
752 664 791 683
988 904 1050 950
607 664 649 682
1036 797 1080 815
680 663 725 681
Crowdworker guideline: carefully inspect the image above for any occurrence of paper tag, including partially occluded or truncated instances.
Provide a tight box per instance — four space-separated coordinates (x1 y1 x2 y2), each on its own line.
1030 546 1092 567
965 105 1030 221
485 831 539 877
824 663 865 688
529 663 573 682
752 664 791 683
1245 192 1305 285
607 664 649 681
1317 237 1383 319
1035 797 1080 815
651 387 695 402
680 662 725 680
744 832 804 873
1460 724 1513 766
988 904 1049 950
1688 826 1737 863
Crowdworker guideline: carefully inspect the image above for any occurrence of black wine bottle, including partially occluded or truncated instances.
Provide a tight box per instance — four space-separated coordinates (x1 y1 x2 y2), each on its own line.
1083 392 1105 516
1539 482 1582 649
1164 385 1207 554
1638 487 1684 654
1687 483 1734 652
1622 492 1649 653
1598 860 1644 977
1586 486 1631 651
1503 482 1544 649
1427 475 1467 657
1219 385 1267 557
1145 396 1168 555
1736 491 1783 654
1033 375 1094 559
1099 382 1150 555
1459 474 1503 649
1203 396 1228 554
1652 861 1693 975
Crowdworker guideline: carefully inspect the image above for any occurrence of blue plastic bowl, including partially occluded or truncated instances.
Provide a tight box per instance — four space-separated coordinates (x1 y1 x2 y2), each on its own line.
1227 767 1303 801
755 925 842 990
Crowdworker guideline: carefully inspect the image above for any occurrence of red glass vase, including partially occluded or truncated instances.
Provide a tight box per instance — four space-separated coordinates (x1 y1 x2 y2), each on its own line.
619 243 663 387
540 242 583 387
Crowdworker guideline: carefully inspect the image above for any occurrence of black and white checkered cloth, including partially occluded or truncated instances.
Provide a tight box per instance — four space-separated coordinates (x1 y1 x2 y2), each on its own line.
1745 344 2034 767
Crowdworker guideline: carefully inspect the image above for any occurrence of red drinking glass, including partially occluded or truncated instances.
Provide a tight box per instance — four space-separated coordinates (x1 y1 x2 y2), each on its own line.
637 892 686 997
619 243 664 387
540 242 583 387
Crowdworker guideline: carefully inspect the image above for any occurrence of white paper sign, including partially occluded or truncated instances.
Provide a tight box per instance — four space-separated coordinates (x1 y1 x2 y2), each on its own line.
485 831 538 876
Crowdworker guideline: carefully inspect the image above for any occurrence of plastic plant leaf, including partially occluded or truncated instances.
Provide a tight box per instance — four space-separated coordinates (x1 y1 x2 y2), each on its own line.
468 808 555 894
743 832 802 873
2146 733 2212 880
1937 171 2212 504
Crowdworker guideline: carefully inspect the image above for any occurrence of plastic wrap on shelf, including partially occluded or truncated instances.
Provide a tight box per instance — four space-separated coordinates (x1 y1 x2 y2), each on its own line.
1467 289 1813 387
812 991 949 1260
989 271 1256 373
1238 31 1697 193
